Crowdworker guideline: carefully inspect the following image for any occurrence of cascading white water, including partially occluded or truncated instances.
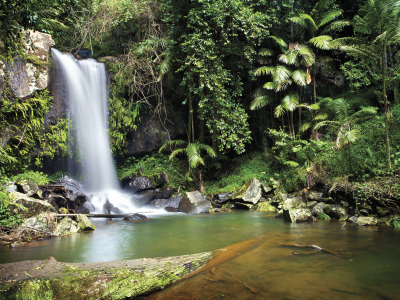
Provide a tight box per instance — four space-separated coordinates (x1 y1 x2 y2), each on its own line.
51 49 144 214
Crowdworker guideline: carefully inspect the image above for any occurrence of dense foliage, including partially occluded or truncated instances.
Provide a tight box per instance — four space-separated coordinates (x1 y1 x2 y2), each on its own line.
2 0 400 199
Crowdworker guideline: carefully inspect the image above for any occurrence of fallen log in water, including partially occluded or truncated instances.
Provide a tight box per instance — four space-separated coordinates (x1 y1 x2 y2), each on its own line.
53 213 153 218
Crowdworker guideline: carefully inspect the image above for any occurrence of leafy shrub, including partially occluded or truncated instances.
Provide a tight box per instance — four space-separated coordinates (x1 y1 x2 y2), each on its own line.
205 153 273 194
0 192 23 226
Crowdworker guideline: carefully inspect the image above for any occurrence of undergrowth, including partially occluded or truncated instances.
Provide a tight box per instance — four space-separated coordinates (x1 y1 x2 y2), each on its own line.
205 153 273 194
116 153 193 192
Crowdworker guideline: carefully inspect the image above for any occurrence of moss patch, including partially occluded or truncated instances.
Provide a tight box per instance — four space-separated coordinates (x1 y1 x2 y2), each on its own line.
0 252 214 300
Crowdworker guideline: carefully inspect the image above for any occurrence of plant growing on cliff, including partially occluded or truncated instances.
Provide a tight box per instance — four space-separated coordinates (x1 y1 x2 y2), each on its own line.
0 90 70 174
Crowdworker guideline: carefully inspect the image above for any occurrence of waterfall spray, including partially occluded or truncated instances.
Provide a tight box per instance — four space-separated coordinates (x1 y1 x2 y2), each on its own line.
51 49 142 213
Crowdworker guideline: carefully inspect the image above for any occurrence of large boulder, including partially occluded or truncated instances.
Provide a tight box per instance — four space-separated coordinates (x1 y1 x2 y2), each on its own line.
178 191 211 214
22 212 57 231
312 202 326 214
213 192 234 204
15 180 39 197
76 215 96 231
0 30 54 99
324 204 348 219
282 197 306 210
256 201 276 212
53 217 79 236
58 175 88 206
8 192 56 218
123 213 148 221
154 172 169 187
232 178 262 204
125 176 155 193
149 197 181 210
357 216 378 226
161 186 175 199
283 208 313 223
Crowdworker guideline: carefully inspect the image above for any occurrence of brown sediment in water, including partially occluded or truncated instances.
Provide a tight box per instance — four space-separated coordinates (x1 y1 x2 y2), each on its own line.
146 222 400 300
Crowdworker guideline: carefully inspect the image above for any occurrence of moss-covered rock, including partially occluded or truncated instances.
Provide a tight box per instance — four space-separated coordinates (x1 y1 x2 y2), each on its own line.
76 215 96 231
357 216 378 226
283 208 313 223
22 212 55 231
324 204 348 219
53 217 79 236
15 180 39 197
232 178 262 204
282 197 306 210
8 192 56 218
313 202 326 214
256 201 277 212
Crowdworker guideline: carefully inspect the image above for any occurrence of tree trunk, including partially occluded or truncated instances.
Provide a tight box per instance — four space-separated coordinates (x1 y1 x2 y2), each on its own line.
291 110 295 139
188 90 192 143
298 87 302 134
383 44 391 169
313 67 317 104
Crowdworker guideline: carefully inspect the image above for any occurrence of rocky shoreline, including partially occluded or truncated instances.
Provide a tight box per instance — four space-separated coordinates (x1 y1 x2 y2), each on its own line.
1 171 398 249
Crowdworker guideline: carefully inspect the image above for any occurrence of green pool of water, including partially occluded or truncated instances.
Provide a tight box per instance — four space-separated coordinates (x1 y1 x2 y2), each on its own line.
1 211 400 299
0 211 275 263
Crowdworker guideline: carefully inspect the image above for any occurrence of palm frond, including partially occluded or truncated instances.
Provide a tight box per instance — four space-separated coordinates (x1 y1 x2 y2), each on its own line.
159 140 187 152
258 48 274 56
309 35 333 50
263 82 276 90
299 13 318 34
273 66 291 83
253 66 274 76
291 70 308 86
269 36 288 49
169 148 185 160
250 95 272 110
282 93 299 112
186 143 204 169
289 16 305 27
197 143 216 158
275 79 293 92
297 45 315 65
323 20 351 33
318 9 343 28
274 104 286 118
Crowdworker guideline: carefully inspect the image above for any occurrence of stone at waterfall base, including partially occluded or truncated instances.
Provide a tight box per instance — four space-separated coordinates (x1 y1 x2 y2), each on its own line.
0 252 214 299
22 213 96 236
178 191 211 214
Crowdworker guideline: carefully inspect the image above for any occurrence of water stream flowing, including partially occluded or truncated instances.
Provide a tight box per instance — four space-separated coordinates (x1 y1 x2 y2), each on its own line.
51 49 141 214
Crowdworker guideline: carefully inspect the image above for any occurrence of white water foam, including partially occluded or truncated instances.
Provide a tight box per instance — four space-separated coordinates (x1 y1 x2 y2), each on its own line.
51 49 163 215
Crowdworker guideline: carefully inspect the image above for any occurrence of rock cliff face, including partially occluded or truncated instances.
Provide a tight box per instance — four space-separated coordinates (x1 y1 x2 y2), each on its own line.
126 105 186 155
0 31 55 151
0 30 54 99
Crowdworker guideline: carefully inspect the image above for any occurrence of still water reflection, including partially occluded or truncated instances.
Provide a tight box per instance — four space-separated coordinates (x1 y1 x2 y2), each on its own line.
1 212 399 299
0 211 272 263
147 214 400 300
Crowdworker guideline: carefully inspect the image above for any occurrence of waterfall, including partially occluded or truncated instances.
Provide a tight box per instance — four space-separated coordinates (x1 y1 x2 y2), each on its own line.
51 49 138 213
